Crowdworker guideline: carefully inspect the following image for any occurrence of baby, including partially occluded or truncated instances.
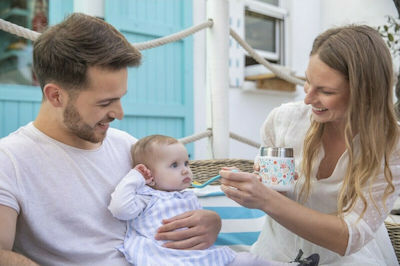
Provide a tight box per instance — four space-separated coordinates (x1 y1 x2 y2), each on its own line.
108 134 319 266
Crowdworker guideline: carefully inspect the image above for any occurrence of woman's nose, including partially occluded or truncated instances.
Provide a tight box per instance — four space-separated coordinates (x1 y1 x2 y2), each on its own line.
304 85 316 105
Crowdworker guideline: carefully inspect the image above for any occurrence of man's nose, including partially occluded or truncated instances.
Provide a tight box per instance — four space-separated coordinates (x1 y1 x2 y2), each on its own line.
109 101 124 120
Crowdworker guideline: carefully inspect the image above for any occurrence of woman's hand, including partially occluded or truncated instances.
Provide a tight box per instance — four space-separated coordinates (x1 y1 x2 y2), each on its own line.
155 209 221 250
219 170 273 211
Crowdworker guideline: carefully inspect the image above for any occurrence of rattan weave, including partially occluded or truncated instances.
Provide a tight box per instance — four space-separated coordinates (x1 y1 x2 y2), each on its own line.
190 159 254 185
189 159 400 262
385 221 400 263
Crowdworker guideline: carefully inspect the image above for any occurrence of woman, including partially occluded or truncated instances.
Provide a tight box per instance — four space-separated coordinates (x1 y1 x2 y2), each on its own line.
220 25 400 265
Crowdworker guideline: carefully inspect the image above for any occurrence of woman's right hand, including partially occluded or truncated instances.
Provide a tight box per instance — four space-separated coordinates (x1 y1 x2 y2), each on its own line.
219 170 276 212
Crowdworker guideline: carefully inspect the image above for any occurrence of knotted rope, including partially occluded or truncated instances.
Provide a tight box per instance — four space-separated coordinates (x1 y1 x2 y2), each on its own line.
0 18 40 41
134 20 213 50
230 28 305 86
179 129 212 145
0 17 294 148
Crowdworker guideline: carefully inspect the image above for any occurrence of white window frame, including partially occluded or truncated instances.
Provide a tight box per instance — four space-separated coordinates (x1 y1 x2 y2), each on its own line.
244 0 287 63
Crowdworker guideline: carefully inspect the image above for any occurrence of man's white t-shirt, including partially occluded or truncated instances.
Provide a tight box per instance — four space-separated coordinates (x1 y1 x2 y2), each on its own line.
0 122 136 266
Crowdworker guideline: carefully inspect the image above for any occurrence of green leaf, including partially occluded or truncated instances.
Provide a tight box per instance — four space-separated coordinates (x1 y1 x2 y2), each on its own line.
388 33 394 42
384 25 389 31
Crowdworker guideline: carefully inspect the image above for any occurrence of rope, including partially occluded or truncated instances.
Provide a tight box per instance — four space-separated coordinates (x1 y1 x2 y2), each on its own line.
229 132 260 148
0 18 40 41
134 20 213 50
179 129 259 150
179 129 212 145
230 28 305 86
0 18 213 50
0 18 276 149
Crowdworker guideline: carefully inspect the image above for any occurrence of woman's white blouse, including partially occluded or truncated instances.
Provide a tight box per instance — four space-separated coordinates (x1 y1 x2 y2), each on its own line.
251 101 400 265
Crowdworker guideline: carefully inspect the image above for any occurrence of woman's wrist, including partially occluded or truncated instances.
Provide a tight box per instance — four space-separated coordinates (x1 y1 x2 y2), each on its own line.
260 187 286 214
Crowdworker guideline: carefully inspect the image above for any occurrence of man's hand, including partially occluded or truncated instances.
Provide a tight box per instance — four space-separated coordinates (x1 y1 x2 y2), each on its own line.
155 209 221 250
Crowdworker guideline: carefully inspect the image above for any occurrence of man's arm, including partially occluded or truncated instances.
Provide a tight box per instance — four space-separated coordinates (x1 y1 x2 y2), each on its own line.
155 209 221 250
0 205 38 266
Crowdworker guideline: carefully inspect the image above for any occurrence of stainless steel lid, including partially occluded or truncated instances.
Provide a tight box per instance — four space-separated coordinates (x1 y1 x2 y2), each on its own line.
260 147 294 157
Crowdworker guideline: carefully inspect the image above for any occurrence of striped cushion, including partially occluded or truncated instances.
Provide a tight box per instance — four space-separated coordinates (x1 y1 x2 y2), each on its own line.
192 186 266 252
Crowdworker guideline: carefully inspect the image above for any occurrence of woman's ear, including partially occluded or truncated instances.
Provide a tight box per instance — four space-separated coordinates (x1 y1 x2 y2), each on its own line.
43 83 65 107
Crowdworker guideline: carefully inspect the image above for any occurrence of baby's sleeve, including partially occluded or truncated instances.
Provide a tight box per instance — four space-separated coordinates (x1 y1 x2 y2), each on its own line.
108 169 150 220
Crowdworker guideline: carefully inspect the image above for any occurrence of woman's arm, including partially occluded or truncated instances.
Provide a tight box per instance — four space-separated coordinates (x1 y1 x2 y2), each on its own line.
220 170 349 255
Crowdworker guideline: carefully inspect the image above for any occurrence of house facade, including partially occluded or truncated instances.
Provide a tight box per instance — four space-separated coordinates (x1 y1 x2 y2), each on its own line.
0 0 397 159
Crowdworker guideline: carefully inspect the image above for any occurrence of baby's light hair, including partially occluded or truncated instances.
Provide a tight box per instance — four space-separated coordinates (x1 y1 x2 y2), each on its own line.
131 135 179 168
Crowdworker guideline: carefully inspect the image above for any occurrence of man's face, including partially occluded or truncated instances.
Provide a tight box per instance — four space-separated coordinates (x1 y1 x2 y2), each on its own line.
62 67 128 144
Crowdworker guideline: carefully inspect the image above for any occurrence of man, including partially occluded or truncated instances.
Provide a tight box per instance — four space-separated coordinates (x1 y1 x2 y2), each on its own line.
0 13 220 266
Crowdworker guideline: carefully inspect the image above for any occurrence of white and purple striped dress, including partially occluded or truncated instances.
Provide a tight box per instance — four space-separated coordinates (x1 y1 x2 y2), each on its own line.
108 169 236 266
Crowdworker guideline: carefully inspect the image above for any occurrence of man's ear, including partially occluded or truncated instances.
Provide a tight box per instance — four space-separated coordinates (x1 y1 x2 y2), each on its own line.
43 83 65 107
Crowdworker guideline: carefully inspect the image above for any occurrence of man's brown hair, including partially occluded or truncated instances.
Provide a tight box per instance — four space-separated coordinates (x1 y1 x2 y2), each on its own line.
33 13 141 91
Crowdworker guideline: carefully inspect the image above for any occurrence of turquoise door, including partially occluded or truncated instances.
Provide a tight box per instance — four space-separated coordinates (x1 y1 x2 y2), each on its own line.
105 0 194 155
0 0 73 137
1 0 194 156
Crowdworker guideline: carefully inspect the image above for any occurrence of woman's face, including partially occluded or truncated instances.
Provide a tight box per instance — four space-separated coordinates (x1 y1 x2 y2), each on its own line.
304 54 350 128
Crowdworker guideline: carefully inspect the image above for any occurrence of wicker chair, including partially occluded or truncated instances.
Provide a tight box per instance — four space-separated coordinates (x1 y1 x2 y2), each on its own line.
190 159 400 263
190 159 254 185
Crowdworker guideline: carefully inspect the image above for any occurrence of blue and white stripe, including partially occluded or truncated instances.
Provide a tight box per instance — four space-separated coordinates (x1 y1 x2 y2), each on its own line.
193 185 267 252
120 186 236 266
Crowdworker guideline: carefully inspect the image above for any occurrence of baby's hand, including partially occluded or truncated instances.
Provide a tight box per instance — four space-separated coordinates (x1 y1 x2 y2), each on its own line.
135 164 154 185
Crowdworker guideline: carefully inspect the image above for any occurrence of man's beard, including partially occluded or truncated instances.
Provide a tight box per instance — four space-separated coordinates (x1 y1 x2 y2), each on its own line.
63 101 110 144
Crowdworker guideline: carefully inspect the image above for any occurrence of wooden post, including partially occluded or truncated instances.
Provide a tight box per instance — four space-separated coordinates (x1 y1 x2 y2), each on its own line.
206 0 230 159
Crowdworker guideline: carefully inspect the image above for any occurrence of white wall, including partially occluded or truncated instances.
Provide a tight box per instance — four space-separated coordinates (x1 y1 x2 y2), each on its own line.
193 0 399 160
320 0 397 30
73 0 104 17
74 0 399 160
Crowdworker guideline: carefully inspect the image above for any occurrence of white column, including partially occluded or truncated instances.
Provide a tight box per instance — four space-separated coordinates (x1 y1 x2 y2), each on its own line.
73 0 104 18
206 0 230 159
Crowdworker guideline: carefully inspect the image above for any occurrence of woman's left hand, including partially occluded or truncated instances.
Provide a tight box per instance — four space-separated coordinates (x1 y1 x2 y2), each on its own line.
219 170 273 211
155 209 221 250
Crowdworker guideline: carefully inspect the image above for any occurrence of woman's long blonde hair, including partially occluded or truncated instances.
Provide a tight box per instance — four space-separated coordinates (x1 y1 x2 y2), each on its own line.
300 25 399 219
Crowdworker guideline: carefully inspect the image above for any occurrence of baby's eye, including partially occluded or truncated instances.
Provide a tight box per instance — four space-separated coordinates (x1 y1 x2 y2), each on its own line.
171 162 178 168
184 161 189 167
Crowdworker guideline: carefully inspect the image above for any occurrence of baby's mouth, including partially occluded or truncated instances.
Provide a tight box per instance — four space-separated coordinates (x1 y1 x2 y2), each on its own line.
182 177 192 183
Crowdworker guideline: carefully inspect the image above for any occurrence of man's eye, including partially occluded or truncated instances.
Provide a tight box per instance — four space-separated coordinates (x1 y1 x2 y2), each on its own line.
99 102 111 107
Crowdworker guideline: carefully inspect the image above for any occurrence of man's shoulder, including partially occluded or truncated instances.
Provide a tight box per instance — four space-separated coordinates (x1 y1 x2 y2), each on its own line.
0 123 33 149
106 128 137 145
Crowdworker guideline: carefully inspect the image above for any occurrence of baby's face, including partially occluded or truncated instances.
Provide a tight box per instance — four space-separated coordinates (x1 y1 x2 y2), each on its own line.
151 143 192 191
